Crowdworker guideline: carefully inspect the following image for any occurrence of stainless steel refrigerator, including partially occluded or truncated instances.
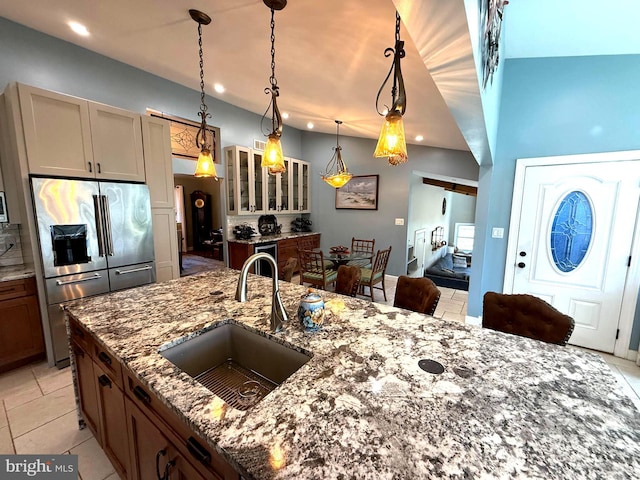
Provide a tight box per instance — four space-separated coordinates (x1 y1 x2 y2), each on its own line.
31 177 156 366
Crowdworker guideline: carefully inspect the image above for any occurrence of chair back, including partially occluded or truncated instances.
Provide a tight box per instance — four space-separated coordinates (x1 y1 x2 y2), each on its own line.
372 246 392 275
298 249 337 289
351 237 375 255
297 236 318 252
280 257 297 282
393 276 440 315
482 292 575 346
334 265 361 297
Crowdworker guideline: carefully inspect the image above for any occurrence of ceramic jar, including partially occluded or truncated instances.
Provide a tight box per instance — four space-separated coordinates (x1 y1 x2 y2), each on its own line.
297 289 325 331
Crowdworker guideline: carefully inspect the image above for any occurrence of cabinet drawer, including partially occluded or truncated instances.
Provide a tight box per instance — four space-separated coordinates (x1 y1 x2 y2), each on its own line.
93 343 123 390
0 277 36 302
125 372 232 479
68 315 93 354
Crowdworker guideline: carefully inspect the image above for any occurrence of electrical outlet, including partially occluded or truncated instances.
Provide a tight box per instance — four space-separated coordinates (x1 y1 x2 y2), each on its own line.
395 218 404 226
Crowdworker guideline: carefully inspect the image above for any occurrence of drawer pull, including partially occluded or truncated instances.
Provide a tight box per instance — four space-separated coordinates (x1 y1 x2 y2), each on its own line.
72 327 85 338
73 347 84 358
56 273 101 286
98 351 112 365
98 375 112 388
155 449 175 480
133 386 151 405
115 265 152 275
0 287 17 294
186 436 211 464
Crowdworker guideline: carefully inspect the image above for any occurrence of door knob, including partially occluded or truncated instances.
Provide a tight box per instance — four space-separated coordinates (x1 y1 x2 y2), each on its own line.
517 262 526 268
519 251 527 257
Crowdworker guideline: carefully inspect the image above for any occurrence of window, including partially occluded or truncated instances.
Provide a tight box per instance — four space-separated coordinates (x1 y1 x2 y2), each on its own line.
455 223 475 252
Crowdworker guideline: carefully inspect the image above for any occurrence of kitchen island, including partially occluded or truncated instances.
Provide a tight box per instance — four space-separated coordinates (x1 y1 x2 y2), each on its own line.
65 268 640 479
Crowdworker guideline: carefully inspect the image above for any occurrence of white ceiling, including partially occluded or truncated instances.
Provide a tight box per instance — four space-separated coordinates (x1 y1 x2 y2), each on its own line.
0 0 636 157
0 0 470 151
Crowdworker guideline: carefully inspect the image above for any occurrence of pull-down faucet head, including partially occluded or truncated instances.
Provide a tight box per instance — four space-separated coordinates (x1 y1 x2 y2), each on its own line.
235 252 288 332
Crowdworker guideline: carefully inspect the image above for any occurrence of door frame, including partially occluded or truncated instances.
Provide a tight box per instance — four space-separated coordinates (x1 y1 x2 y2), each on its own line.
504 150 640 359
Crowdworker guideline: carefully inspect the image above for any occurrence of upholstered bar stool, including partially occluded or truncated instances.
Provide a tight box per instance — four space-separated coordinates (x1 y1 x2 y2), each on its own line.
393 276 441 315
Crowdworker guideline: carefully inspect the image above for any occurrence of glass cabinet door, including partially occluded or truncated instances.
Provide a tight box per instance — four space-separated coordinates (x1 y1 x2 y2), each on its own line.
292 160 300 211
238 148 251 214
252 151 264 212
301 162 309 211
279 158 290 212
225 147 235 214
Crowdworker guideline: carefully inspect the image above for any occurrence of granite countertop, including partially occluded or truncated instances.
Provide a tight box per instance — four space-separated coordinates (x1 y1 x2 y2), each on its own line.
65 269 640 480
0 264 36 282
229 231 317 245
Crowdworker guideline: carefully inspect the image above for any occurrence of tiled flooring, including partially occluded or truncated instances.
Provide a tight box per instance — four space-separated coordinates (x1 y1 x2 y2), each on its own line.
1 274 636 480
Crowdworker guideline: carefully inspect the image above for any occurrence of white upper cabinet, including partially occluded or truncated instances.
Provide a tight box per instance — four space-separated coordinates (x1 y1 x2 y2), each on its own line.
17 84 145 182
290 158 310 213
141 116 174 208
89 103 145 182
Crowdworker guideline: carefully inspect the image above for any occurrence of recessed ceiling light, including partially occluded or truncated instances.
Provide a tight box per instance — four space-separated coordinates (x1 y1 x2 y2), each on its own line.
68 21 89 37
282 112 289 119
213 83 225 93
415 135 424 142
307 122 314 129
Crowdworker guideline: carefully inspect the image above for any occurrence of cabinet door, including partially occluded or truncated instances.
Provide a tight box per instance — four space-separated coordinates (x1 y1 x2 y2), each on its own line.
90 102 145 182
142 116 174 208
228 242 254 270
125 397 209 480
71 341 101 437
152 207 180 282
251 150 265 214
18 84 94 178
224 147 237 215
290 159 310 213
0 295 44 370
94 363 131 480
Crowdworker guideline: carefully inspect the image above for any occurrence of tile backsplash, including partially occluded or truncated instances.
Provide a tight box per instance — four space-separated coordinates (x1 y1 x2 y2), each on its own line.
0 224 24 266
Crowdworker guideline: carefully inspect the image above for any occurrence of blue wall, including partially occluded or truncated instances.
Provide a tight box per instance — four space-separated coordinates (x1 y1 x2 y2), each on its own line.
472 54 640 349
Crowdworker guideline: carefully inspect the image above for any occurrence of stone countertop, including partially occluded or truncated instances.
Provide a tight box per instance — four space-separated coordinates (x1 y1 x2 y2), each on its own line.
65 269 640 480
229 231 318 245
0 264 35 282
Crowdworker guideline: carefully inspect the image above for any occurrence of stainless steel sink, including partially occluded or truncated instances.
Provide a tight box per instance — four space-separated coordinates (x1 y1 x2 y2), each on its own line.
159 322 312 410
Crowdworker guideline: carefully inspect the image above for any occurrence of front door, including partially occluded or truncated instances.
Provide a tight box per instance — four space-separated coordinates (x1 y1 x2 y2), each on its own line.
506 159 640 352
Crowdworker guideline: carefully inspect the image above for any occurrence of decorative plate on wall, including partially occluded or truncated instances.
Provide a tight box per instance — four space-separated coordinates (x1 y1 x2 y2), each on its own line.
442 198 447 215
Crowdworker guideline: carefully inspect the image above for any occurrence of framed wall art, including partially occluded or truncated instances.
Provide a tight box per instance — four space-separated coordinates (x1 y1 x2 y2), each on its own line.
335 175 379 210
147 109 221 164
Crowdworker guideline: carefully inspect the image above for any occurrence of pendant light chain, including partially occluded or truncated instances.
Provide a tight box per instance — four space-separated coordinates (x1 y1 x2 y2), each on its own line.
197 20 209 149
269 7 279 134
390 12 400 105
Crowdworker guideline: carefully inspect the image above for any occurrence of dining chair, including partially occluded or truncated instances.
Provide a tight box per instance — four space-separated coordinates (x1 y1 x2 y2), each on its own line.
348 237 375 268
393 276 441 315
358 246 392 302
279 257 297 283
482 292 575 346
298 249 337 290
334 265 361 297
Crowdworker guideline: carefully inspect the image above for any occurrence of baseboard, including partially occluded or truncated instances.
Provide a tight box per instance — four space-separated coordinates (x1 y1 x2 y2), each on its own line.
626 349 638 362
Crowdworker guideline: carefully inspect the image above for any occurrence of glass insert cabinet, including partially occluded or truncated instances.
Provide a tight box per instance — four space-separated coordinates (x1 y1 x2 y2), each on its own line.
224 145 310 216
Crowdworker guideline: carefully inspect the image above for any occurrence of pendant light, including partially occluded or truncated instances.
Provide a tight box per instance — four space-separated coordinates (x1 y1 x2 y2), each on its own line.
190 9 218 179
373 12 408 166
260 0 287 175
321 120 353 188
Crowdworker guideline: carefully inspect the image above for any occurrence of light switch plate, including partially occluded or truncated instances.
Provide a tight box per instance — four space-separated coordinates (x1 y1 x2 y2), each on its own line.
492 227 504 238
395 218 404 226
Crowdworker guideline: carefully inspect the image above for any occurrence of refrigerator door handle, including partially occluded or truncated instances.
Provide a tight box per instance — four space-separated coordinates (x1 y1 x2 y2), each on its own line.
115 265 153 275
93 195 106 257
101 195 114 256
56 273 102 286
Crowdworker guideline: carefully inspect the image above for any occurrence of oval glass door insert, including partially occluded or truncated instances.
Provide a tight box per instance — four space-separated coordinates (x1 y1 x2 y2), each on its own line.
550 191 593 272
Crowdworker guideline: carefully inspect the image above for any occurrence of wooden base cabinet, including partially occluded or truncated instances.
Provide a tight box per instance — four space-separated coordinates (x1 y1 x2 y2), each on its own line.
228 242 254 270
277 234 320 274
70 315 240 480
0 277 44 372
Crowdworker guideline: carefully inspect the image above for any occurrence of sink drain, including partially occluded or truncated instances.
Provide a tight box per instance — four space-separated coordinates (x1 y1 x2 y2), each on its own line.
418 359 445 374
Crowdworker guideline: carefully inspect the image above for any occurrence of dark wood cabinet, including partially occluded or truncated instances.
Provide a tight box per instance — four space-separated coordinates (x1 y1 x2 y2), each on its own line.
228 242 254 270
126 396 212 480
94 363 130 479
277 234 320 274
0 277 44 372
71 340 100 437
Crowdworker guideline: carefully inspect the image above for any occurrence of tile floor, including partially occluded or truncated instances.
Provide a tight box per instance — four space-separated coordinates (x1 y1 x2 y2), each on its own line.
1 274 636 480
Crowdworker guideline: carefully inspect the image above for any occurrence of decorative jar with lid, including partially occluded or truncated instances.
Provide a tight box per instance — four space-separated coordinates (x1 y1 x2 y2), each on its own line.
297 289 325 331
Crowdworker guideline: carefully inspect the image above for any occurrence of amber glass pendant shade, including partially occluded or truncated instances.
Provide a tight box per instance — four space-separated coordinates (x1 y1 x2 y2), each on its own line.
262 134 286 174
373 111 408 162
194 148 217 177
322 172 353 188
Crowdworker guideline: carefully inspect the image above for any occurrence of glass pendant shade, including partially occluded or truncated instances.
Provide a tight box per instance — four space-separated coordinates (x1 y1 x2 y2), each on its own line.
194 148 217 177
373 111 407 162
321 120 352 188
322 172 353 188
262 134 286 174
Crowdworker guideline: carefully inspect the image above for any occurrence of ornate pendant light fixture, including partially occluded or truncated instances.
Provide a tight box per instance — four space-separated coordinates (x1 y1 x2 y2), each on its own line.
190 9 218 178
260 0 287 175
321 120 353 188
373 11 408 166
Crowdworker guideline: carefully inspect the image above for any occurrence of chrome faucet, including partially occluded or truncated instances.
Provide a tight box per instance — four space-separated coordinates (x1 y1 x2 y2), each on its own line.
235 253 288 333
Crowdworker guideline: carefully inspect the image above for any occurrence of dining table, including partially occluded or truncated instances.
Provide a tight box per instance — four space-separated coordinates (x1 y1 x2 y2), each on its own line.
324 251 373 269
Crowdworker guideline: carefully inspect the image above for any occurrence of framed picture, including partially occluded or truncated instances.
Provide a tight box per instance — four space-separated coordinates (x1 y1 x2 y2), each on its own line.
335 175 379 210
147 109 221 164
